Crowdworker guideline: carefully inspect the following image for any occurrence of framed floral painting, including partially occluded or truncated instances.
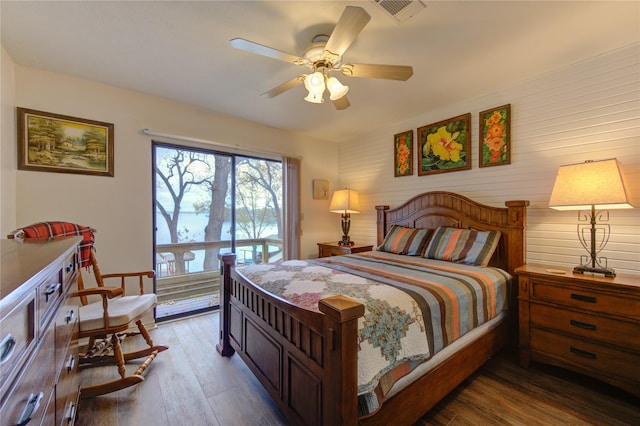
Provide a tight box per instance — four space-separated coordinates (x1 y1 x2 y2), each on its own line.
418 113 471 176
479 104 510 167
394 130 413 177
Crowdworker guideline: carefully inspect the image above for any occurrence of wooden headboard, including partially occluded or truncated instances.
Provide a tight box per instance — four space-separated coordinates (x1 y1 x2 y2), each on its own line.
376 191 529 277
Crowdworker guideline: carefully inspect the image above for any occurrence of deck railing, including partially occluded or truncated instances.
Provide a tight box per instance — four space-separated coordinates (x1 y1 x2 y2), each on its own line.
155 238 282 307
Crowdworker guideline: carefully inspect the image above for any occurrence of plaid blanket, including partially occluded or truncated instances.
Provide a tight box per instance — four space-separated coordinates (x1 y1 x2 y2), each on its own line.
13 221 95 268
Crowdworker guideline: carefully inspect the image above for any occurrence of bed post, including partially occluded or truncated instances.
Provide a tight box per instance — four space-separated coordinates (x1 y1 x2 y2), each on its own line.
216 253 236 357
318 295 365 426
505 200 529 346
375 205 390 246
504 200 529 276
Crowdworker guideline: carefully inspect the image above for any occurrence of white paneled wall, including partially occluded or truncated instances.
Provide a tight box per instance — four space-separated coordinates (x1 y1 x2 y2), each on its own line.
338 43 640 275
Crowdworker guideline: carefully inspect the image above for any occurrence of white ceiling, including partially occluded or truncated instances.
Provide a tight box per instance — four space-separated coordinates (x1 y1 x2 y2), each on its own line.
2 1 638 143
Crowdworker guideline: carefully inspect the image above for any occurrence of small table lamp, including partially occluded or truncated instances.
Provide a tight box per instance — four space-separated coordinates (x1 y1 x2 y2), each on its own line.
548 158 633 277
329 188 361 246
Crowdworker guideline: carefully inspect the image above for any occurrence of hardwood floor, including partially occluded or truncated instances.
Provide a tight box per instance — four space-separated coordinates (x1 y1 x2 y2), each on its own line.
76 312 639 426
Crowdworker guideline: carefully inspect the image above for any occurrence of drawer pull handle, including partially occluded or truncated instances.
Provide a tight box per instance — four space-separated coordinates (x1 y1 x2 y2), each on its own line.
570 293 596 303
66 401 76 423
66 355 75 373
570 346 596 359
66 309 75 324
66 263 74 273
44 283 62 302
570 319 596 330
17 391 44 426
0 333 17 365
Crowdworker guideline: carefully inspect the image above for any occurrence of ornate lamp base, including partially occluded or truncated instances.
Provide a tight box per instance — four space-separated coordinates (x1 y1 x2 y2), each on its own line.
338 213 354 246
338 237 354 246
573 265 616 278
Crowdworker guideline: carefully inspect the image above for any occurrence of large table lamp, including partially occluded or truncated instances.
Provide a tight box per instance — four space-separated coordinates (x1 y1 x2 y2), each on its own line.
548 158 633 277
329 188 361 246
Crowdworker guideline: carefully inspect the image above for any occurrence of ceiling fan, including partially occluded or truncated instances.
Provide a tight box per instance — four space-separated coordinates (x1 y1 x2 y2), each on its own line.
230 6 413 110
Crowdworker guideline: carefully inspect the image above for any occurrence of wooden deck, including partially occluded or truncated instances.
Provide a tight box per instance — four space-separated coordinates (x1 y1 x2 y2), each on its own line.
156 293 219 319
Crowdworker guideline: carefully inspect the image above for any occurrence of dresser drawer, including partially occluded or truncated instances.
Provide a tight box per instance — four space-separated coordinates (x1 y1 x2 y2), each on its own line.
38 270 65 330
531 281 639 320
55 291 79 376
530 303 640 352
56 338 79 426
530 328 640 383
0 292 36 400
61 251 78 290
0 326 56 426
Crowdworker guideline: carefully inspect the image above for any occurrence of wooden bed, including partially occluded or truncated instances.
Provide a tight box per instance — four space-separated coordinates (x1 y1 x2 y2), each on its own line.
217 191 529 425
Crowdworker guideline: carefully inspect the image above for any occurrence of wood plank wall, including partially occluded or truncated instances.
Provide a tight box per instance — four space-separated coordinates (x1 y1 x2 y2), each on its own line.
339 43 639 275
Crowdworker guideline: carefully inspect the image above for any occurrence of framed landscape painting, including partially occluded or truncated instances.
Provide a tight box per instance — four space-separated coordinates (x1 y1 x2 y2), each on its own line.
479 104 510 167
394 130 413 177
418 113 471 176
17 107 114 176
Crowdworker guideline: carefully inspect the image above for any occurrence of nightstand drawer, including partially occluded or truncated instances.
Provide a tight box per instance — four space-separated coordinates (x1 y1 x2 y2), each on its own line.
531 281 639 320
531 328 640 382
320 246 350 257
530 304 640 351
317 242 373 258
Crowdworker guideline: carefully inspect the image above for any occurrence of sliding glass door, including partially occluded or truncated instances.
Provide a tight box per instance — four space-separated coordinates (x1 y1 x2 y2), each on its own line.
152 143 282 320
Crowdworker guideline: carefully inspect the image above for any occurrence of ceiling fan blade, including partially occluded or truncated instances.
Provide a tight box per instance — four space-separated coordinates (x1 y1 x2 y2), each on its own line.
341 64 414 81
261 75 306 98
324 6 371 60
230 38 308 65
332 95 351 110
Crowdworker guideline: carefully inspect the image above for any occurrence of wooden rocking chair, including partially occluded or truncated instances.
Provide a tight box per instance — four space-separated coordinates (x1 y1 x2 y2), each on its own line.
76 248 169 399
9 222 168 399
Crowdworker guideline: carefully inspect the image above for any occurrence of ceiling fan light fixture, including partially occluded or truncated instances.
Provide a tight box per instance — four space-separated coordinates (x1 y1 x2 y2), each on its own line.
304 71 326 104
304 71 326 94
327 76 349 100
304 91 325 104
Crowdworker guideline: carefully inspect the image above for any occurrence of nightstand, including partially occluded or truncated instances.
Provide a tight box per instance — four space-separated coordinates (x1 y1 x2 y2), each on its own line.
317 242 373 258
515 264 640 397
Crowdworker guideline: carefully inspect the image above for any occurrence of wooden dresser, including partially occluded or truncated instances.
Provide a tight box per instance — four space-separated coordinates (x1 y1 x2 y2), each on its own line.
516 264 640 397
1 236 81 426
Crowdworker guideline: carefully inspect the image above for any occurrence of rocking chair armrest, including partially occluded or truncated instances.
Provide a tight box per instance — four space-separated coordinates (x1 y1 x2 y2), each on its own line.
74 286 124 299
100 271 155 279
100 270 155 295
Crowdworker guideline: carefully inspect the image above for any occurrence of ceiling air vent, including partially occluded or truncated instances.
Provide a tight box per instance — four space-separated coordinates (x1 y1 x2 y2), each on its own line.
371 0 426 23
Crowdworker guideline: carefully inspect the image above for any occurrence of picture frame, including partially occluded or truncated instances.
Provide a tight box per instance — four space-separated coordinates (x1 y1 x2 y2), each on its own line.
17 107 114 176
393 130 413 177
312 179 329 200
479 104 510 167
418 113 471 176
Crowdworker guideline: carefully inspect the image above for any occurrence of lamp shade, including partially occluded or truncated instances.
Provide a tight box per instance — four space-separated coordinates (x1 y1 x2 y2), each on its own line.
326 76 349 100
304 92 324 104
304 71 325 94
329 189 361 214
549 158 633 210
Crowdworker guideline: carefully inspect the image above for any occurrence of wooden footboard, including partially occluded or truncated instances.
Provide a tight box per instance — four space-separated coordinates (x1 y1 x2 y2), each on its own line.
217 253 365 425
217 192 529 425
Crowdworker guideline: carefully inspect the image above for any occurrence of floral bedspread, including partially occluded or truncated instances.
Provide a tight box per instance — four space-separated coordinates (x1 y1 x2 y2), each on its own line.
237 251 510 417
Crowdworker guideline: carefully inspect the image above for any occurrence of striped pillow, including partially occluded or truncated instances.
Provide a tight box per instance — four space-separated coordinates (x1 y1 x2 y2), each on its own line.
424 227 501 266
377 226 433 256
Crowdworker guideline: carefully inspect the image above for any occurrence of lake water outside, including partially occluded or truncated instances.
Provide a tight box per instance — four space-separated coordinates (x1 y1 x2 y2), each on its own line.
155 211 279 273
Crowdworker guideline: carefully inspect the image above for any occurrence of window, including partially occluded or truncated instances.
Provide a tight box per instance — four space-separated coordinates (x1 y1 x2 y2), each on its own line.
152 142 283 320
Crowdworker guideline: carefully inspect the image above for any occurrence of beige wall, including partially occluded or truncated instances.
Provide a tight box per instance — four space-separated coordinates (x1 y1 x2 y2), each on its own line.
339 43 640 275
1 47 17 233
1 59 340 291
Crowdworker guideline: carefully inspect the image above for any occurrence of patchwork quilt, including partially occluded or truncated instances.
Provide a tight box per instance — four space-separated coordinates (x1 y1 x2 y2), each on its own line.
237 251 510 417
